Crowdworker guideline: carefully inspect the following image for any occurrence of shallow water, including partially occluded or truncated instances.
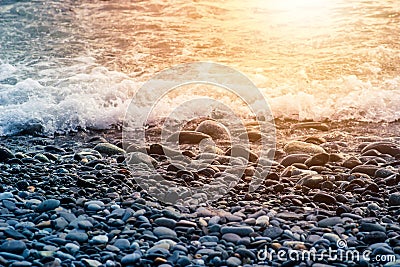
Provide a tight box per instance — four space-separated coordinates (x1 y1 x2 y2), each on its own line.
0 0 399 135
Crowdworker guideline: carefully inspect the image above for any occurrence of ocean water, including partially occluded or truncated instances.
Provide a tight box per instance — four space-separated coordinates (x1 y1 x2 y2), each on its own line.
0 0 399 135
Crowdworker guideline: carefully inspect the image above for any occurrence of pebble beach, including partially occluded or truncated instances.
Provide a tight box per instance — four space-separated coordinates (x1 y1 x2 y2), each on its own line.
1 120 400 266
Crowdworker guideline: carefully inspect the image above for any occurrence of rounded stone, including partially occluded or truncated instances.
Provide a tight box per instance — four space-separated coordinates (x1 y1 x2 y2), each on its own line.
389 192 400 206
195 120 230 140
121 252 141 266
0 240 26 254
94 143 126 155
153 226 177 239
36 199 60 212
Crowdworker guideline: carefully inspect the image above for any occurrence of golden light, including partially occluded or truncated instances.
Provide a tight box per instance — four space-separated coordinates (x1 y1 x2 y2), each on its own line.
253 0 335 31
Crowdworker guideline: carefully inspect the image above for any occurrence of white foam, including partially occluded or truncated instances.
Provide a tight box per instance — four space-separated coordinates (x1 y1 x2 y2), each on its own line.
1 58 400 136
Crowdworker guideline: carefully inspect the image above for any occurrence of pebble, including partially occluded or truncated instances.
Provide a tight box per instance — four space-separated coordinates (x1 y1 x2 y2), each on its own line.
291 122 330 131
167 131 212 144
361 142 400 157
0 146 14 162
0 240 26 254
318 217 343 227
342 156 362 169
94 143 125 155
35 199 60 212
389 192 400 206
154 218 177 229
222 233 241 243
313 192 336 205
0 192 14 200
298 175 325 189
65 231 89 243
153 226 177 239
226 256 242 267
65 243 80 254
220 226 254 236
82 259 102 267
255 215 270 227
2 124 400 267
121 252 141 265
280 154 310 167
263 226 283 239
351 165 379 176
364 231 387 244
91 235 109 245
305 152 329 167
360 223 386 232
195 120 230 140
322 233 341 243
225 145 259 163
126 152 156 167
283 141 326 155
114 239 130 250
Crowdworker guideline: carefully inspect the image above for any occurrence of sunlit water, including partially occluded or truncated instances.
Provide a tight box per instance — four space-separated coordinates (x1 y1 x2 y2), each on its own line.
0 0 399 135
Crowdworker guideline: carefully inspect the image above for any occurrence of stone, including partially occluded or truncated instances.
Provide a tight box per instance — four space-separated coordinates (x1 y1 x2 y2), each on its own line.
322 233 341 243
154 218 177 229
5 228 26 239
238 130 267 142
82 259 102 267
313 192 336 205
126 152 156 167
225 145 258 163
0 192 14 200
121 252 141 265
284 141 326 155
226 256 242 267
255 215 270 227
0 146 14 162
54 217 68 230
389 192 400 206
318 217 343 227
94 143 125 155
263 226 283 239
149 144 180 157
351 165 380 176
114 239 130 250
305 153 329 167
342 156 362 169
167 131 211 144
91 235 109 245
297 175 325 189
364 231 387 244
276 212 303 220
0 252 24 261
280 154 310 167
220 226 254 236
36 199 60 212
361 142 400 157
199 236 219 243
33 153 49 163
153 226 177 239
375 168 395 178
291 122 329 131
0 240 26 254
65 243 80 254
77 220 94 230
360 223 386 232
195 120 230 140
222 233 241 243
66 231 89 243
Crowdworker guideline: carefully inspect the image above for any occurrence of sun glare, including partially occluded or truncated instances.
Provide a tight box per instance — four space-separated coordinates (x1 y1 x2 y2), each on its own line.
249 0 336 38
